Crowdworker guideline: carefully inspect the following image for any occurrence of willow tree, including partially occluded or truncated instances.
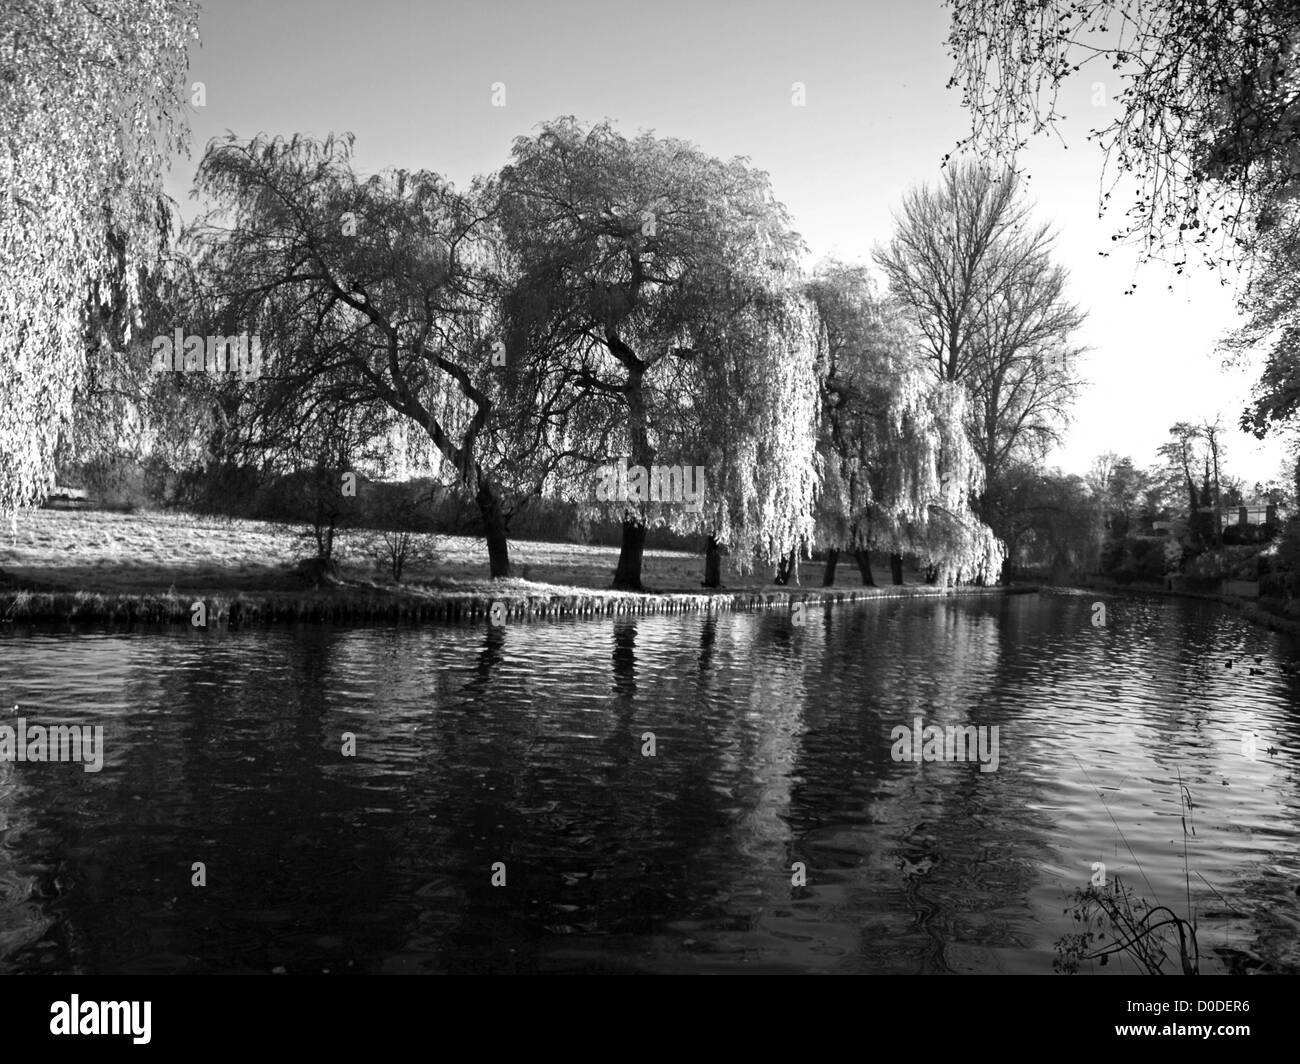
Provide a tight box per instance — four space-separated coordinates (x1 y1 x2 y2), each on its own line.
807 261 1002 587
685 281 822 587
496 117 814 590
904 377 1006 587
59 255 218 503
0 0 198 521
187 133 519 577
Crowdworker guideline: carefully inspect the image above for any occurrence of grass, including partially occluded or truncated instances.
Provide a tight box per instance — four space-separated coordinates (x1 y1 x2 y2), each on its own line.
0 507 1018 625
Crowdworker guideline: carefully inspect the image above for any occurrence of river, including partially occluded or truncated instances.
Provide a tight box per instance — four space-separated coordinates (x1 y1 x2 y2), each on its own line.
1 588 1297 973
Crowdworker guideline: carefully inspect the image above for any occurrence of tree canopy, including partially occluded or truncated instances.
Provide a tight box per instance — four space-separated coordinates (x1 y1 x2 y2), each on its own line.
0 0 198 518
186 132 523 575
807 260 1002 584
495 117 818 587
946 0 1300 269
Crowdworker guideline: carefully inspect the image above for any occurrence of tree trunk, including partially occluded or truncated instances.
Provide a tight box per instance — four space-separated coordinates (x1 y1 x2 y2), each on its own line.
774 553 791 585
615 356 652 591
822 549 839 587
1000 555 1013 586
613 518 647 591
889 552 904 585
475 473 512 579
1209 429 1223 550
854 549 875 586
774 548 797 586
703 535 723 588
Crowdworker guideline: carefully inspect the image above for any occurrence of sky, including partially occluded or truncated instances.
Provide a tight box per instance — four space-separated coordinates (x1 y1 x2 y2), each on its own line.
166 0 1294 488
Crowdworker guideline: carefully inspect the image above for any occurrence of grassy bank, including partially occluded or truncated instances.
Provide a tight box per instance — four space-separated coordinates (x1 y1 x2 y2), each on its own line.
0 509 1026 627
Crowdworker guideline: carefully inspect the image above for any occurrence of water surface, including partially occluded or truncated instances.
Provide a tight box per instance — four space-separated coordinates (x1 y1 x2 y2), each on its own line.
2 589 1298 974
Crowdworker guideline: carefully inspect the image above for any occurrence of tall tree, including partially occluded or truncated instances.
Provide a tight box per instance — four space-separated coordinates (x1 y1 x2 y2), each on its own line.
1156 422 1213 551
187 133 519 577
496 117 815 590
0 0 198 520
873 162 1084 484
685 283 822 587
874 163 1084 578
1087 454 1153 539
1202 416 1227 548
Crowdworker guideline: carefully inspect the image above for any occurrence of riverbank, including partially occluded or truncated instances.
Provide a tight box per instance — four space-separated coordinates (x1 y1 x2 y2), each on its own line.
1073 575 1300 638
0 580 1033 627
0 508 1031 626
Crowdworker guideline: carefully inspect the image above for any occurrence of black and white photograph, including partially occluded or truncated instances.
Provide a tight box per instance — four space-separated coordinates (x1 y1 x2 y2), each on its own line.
0 0 1295 1032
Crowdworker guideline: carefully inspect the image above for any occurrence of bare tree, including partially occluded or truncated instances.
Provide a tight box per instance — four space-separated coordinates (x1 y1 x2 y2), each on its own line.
874 162 1026 385
967 262 1087 482
874 162 1086 481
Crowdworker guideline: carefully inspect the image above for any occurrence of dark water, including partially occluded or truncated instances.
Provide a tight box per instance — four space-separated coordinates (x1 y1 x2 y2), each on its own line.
1 589 1298 974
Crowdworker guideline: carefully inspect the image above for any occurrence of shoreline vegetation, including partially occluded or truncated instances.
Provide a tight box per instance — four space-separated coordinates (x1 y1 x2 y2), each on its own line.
0 509 1028 628
1073 576 1300 638
4 511 1293 632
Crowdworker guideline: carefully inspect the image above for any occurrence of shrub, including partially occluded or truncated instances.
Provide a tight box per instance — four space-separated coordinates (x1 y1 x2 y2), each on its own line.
1129 538 1166 581
1099 537 1126 575
358 529 439 583
1183 544 1264 581
1103 536 1169 583
1265 519 1300 599
354 483 440 582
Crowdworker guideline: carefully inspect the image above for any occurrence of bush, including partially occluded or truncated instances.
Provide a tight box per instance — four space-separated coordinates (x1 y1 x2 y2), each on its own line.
351 528 439 582
1099 537 1126 575
1223 522 1279 546
172 461 267 518
1130 538 1166 579
1184 544 1264 582
1264 519 1300 599
294 556 341 587
1102 536 1169 583
1163 538 1187 574
352 484 441 581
